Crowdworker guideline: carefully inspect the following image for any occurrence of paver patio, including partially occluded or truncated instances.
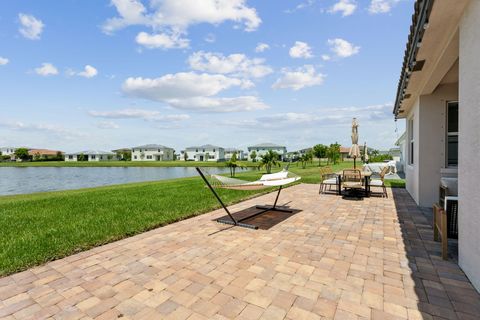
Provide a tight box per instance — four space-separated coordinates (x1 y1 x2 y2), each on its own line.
1 184 479 319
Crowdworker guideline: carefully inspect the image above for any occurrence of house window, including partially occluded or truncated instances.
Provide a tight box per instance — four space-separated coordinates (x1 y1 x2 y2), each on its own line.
91 155 96 160
196 149 198 152
147 155 152 159
213 149 215 152
68 155 73 159
134 155 137 159
446 101 458 167
408 117 414 165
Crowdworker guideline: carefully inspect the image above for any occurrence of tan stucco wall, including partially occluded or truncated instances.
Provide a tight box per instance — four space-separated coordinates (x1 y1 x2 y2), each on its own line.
459 0 480 293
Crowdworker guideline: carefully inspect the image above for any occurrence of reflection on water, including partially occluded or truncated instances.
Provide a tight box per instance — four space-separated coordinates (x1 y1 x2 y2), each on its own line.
0 167 232 196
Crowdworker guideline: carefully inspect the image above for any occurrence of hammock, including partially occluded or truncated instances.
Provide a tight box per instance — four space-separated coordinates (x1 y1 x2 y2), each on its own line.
196 168 301 229
209 170 301 190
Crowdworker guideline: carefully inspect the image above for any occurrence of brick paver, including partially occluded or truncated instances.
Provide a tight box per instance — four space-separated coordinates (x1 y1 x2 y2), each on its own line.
1 184 479 319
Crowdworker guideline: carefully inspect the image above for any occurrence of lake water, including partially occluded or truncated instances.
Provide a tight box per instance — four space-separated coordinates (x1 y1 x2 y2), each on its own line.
0 167 232 196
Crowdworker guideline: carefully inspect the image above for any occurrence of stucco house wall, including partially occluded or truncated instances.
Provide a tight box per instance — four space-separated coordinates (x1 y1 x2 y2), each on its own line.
405 83 458 207
459 0 480 293
131 145 174 161
185 145 225 162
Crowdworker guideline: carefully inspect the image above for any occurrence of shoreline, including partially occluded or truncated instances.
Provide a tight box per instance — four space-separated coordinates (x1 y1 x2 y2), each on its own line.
0 160 259 168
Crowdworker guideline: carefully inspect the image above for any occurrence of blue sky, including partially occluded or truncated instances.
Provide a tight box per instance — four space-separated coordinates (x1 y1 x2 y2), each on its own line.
0 0 411 153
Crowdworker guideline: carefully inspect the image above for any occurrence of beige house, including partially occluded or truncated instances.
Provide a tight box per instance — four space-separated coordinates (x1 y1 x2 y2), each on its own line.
393 0 480 291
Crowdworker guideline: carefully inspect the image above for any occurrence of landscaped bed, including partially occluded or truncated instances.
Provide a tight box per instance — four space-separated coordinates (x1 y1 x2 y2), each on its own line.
0 162 404 276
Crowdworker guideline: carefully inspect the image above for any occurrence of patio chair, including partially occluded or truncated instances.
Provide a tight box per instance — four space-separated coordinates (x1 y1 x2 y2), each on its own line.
342 169 364 197
369 166 388 198
319 166 338 194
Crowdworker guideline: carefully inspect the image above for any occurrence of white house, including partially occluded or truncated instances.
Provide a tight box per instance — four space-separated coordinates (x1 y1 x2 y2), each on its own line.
247 143 287 161
0 147 17 160
185 144 225 162
224 148 246 161
0 147 16 156
65 150 119 162
131 144 174 161
393 0 480 291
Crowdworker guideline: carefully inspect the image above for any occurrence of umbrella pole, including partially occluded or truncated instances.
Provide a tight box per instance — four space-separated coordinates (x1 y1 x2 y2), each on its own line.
353 157 356 169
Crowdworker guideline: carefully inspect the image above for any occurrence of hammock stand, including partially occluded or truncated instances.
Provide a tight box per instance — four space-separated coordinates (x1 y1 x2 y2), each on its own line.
196 167 300 230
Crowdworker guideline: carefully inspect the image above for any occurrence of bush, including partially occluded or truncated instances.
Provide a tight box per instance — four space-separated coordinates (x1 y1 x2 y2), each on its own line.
368 154 393 163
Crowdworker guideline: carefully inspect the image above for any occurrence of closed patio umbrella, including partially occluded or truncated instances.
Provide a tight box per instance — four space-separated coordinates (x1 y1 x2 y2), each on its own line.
364 142 369 163
349 118 361 169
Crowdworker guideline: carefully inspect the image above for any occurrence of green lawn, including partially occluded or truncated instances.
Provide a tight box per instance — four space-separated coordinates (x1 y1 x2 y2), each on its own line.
0 161 404 276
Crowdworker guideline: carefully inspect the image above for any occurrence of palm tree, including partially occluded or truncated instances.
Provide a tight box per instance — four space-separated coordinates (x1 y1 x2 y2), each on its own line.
300 154 309 169
250 150 257 162
258 150 281 173
225 152 243 177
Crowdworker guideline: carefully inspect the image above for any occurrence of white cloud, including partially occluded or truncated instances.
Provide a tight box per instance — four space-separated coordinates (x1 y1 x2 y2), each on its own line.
224 103 393 129
327 38 360 58
35 63 58 76
255 43 270 53
167 96 268 112
135 31 189 49
285 0 316 14
0 57 9 65
0 120 85 139
18 13 44 40
77 65 98 78
321 54 331 61
89 108 190 121
103 0 261 48
123 72 251 100
289 41 313 59
329 0 357 17
66 65 99 79
97 121 120 129
272 65 325 91
188 51 273 79
368 0 402 14
122 72 266 112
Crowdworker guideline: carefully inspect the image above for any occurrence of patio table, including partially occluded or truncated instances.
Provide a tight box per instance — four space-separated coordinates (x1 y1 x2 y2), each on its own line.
336 171 372 197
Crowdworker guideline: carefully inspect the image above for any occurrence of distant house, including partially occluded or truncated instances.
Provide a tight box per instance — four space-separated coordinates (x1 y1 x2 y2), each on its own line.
285 148 311 162
111 148 132 160
28 149 63 160
0 147 16 156
224 148 246 161
65 150 119 162
131 144 174 161
339 146 350 160
185 145 225 162
247 143 287 161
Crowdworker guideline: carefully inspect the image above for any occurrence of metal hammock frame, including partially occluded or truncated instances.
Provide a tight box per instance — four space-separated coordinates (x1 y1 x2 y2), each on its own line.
196 167 300 229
